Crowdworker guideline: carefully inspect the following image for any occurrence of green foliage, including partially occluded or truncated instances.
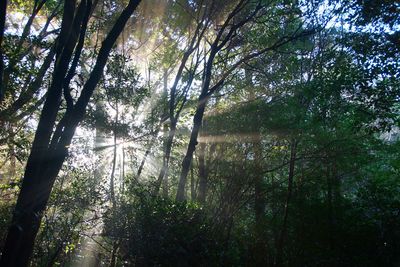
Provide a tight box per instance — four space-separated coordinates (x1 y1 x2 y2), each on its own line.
31 164 102 266
104 192 220 266
0 200 14 251
348 0 400 29
103 52 148 107
1 0 399 266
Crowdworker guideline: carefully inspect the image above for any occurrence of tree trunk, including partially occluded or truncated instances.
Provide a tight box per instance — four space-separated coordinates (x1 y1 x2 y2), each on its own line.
0 0 7 102
175 16 231 201
197 141 207 203
110 105 118 207
109 241 119 267
121 142 125 192
154 119 176 196
190 163 196 201
46 241 65 267
254 131 268 266
154 68 171 196
0 1 81 264
161 122 170 198
326 159 340 267
176 95 208 201
158 24 207 199
110 107 120 267
176 47 217 201
161 69 169 197
276 139 297 267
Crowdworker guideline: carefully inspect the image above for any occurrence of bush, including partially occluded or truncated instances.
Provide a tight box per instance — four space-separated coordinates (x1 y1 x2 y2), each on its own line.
104 194 220 267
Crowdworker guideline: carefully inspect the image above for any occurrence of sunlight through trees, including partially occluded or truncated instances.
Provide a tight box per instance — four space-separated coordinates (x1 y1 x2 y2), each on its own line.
0 0 399 266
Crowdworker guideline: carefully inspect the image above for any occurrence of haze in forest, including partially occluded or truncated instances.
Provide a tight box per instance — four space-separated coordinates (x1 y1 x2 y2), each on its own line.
0 0 399 266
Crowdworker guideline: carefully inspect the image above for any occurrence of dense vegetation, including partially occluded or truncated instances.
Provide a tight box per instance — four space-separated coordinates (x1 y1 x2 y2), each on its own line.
0 0 399 266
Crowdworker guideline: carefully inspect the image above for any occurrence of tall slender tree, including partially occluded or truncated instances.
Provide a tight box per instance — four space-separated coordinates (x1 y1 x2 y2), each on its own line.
0 0 7 102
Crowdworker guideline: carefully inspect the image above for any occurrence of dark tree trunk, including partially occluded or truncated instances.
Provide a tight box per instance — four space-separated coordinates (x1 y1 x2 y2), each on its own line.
0 1 141 265
0 0 7 102
154 119 176 195
176 93 208 201
155 50 199 197
161 120 170 198
245 65 268 265
109 240 119 267
175 0 255 201
190 163 195 201
121 142 125 191
276 139 297 267
161 68 170 196
175 45 218 201
0 1 80 264
326 159 340 267
197 141 207 203
254 131 269 266
197 103 217 204
46 240 65 267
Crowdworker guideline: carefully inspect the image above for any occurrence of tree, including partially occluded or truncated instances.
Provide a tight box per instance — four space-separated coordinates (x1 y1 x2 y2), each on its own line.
176 0 316 201
0 1 141 266
152 0 211 196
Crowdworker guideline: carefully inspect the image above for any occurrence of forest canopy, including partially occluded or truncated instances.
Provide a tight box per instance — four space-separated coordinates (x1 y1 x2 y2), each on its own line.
0 0 399 266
